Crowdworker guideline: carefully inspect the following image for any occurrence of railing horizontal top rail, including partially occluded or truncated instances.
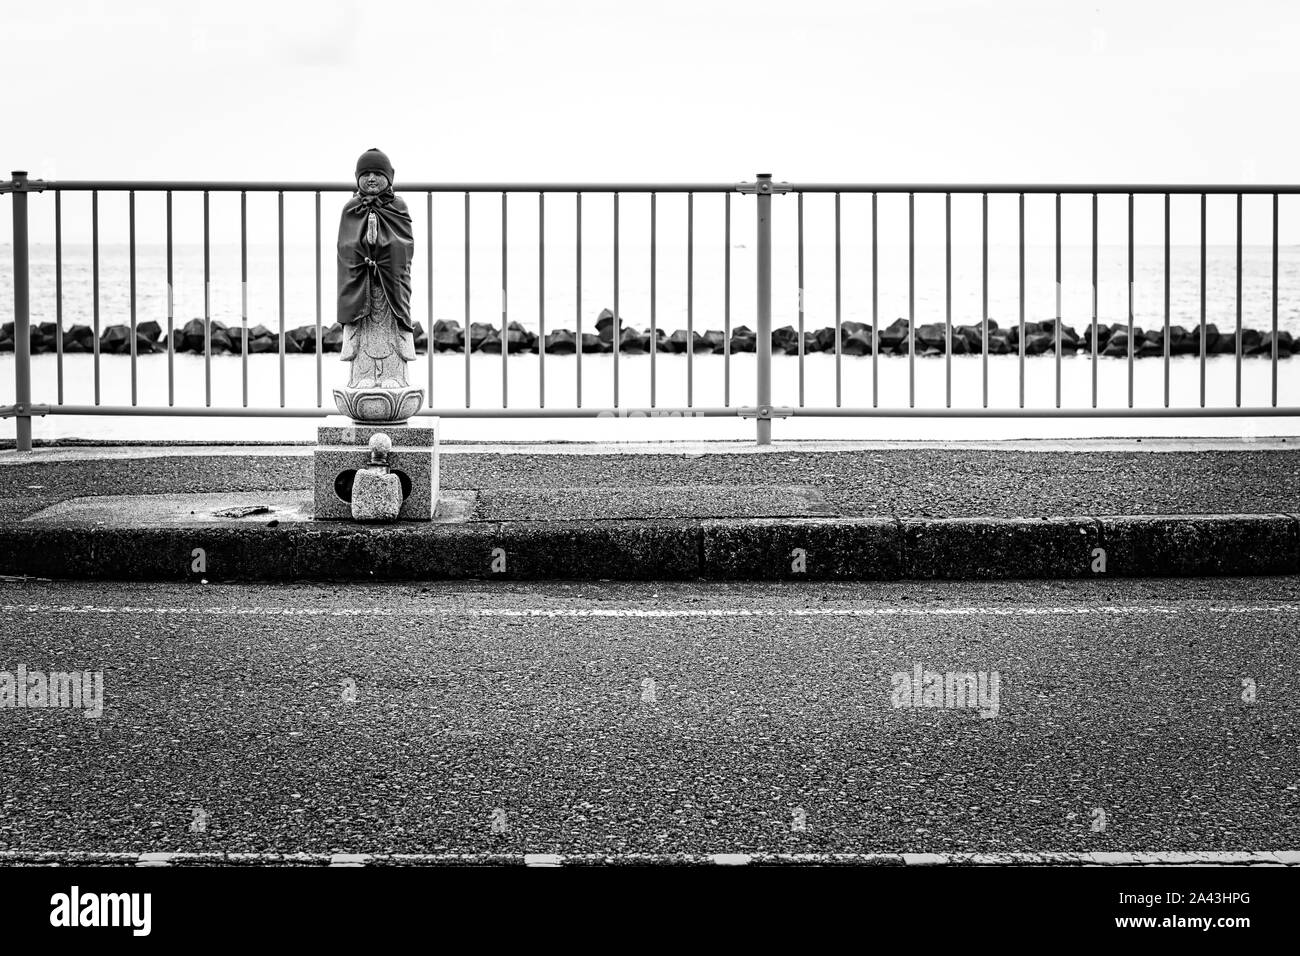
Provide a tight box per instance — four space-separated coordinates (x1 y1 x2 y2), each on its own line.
785 184 1300 195
16 181 742 194
11 180 1300 195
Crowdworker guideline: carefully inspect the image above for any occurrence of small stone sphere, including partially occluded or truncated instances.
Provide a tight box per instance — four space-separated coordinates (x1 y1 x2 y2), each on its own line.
369 432 392 456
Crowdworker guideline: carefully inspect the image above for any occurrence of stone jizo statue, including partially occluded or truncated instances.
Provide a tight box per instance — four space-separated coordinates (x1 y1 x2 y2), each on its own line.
334 148 423 423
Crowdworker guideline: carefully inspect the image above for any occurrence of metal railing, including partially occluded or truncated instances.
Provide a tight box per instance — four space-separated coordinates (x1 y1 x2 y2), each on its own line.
4 171 1300 451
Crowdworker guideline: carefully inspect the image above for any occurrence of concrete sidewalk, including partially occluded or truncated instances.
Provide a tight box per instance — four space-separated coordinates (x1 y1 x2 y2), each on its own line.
1 439 1297 580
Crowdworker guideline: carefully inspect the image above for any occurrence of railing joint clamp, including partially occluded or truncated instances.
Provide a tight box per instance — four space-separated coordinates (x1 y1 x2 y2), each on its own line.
1 403 50 418
738 406 793 420
0 178 49 194
735 180 792 195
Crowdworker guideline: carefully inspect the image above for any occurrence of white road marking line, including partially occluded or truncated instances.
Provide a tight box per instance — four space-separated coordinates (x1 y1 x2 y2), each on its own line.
4 603 1300 618
0 850 1294 866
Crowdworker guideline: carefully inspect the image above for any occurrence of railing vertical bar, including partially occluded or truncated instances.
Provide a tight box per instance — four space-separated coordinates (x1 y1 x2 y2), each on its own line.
1020 192 1026 409
981 192 988 409
649 192 656 408
129 189 137 406
316 191 323 408
501 191 508 409
54 190 63 405
1090 192 1097 408
166 190 173 407
426 191 433 408
1163 192 1170 408
755 174 773 444
277 190 285 408
1273 192 1279 408
1200 193 1207 408
945 192 951 409
203 190 211 407
1126 192 1133 409
1054 192 1061 409
1235 191 1242 408
92 189 100 405
538 192 545 408
8 172 32 450
724 191 731 407
835 191 843 408
575 192 582 408
909 191 915 409
240 191 248 407
687 191 694 408
871 191 878 409
613 191 619 408
465 191 472 408
797 191 805 408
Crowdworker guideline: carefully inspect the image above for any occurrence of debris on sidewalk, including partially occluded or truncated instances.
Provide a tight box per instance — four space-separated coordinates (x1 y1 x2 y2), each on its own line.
212 504 273 519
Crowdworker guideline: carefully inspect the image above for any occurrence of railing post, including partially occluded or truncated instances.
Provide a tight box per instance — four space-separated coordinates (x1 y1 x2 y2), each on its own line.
755 172 773 445
9 171 33 451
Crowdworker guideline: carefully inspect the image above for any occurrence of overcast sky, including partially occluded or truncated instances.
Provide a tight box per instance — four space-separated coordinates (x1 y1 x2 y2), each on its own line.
5 0 1299 249
7 0 1299 184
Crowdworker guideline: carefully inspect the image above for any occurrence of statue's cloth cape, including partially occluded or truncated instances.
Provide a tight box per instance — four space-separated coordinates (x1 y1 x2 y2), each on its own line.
337 190 414 332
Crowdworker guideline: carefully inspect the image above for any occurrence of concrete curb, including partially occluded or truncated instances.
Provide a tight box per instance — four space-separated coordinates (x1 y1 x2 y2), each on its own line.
902 517 1101 580
1 514 1296 581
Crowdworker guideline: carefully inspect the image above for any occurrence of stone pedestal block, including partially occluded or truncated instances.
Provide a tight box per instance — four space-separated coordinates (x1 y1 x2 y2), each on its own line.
313 417 439 521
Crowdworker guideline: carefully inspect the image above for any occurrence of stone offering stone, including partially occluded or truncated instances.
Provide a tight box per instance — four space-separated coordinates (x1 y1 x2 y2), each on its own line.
350 466 403 522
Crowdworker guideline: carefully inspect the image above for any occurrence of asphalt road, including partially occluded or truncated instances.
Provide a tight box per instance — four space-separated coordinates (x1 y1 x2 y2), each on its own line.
1 578 1297 857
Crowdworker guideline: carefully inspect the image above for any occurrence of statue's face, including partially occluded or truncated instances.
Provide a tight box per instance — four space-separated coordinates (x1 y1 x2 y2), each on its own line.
358 171 389 195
